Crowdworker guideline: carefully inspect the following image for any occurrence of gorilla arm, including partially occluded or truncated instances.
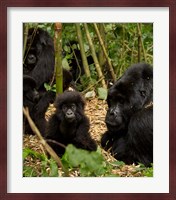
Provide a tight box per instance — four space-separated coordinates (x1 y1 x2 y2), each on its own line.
73 116 97 151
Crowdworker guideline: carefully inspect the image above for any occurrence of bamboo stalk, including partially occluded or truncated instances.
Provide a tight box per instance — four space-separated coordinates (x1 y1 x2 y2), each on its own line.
23 23 29 58
137 23 147 62
93 23 116 83
84 23 107 89
54 23 63 94
75 23 91 78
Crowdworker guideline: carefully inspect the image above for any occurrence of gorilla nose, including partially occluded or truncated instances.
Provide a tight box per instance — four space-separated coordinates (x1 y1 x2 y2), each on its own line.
28 54 35 59
109 108 115 115
67 111 73 115
66 110 75 119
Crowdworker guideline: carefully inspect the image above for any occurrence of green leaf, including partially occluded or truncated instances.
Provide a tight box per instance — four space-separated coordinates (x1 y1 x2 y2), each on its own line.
23 166 37 177
44 83 56 92
111 160 125 167
44 83 52 91
62 57 70 70
62 145 110 176
97 87 108 100
23 148 46 161
49 159 59 177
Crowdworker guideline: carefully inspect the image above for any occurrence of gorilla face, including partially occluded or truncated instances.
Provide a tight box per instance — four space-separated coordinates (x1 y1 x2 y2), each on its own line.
105 83 133 132
105 63 153 133
62 103 77 123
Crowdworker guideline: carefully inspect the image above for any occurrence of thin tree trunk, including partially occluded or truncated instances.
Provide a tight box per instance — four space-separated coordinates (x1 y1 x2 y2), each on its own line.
137 23 147 62
23 23 29 58
84 23 107 89
75 23 91 78
98 24 106 68
54 23 63 94
137 24 141 62
93 23 116 83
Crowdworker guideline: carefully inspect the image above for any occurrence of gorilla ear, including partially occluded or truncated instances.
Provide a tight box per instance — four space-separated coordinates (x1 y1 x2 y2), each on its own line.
79 98 85 110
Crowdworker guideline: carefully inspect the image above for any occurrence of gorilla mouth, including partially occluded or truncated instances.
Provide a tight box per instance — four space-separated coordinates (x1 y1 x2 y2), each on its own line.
65 116 75 123
105 118 125 132
105 119 118 127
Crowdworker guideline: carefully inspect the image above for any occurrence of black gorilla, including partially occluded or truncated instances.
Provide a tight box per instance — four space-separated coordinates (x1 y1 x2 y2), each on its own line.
23 28 55 89
45 91 97 156
101 63 153 166
23 27 73 92
23 75 55 135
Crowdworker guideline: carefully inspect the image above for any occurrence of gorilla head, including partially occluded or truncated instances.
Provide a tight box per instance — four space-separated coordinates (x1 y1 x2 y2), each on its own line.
106 63 153 133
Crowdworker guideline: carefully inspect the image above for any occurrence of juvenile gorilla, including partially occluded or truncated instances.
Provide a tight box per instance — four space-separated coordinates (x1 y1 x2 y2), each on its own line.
101 63 153 166
23 75 55 135
45 91 97 156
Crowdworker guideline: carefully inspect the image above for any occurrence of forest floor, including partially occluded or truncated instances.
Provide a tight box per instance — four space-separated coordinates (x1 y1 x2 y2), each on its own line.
23 97 148 177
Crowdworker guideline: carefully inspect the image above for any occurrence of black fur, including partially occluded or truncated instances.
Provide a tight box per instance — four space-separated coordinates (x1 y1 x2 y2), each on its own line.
23 75 55 135
23 27 73 92
23 28 55 89
45 91 97 156
101 63 153 166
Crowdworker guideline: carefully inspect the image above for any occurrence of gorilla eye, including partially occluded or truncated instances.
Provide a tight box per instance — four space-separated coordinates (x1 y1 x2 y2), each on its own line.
71 104 76 110
62 105 67 112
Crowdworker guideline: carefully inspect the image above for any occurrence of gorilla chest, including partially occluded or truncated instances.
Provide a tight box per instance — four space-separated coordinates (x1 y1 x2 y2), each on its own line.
59 121 77 140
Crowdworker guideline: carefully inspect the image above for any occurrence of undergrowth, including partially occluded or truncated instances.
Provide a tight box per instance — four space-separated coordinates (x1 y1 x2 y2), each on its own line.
23 144 153 177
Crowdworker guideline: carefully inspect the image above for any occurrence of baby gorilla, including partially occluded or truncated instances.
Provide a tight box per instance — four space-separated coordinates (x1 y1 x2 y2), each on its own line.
101 63 153 166
45 91 97 156
23 75 55 135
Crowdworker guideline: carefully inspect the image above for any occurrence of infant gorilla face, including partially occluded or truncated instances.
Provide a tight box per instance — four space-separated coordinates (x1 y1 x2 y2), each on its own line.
62 103 76 122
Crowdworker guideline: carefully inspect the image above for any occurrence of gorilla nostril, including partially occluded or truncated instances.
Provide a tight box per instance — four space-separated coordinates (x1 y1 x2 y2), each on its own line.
109 108 114 115
67 112 73 116
28 54 35 59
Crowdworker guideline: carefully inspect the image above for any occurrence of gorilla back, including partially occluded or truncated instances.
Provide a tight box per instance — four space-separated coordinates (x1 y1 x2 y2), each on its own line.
101 63 153 166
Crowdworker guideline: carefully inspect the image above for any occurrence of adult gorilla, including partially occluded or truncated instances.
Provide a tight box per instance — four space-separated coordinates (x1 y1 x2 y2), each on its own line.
23 27 73 91
23 27 55 90
101 63 153 166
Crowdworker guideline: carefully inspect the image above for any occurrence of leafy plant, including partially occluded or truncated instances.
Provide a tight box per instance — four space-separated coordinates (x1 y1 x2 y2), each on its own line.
23 146 153 177
23 148 58 177
44 83 56 92
137 163 153 177
62 144 112 177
